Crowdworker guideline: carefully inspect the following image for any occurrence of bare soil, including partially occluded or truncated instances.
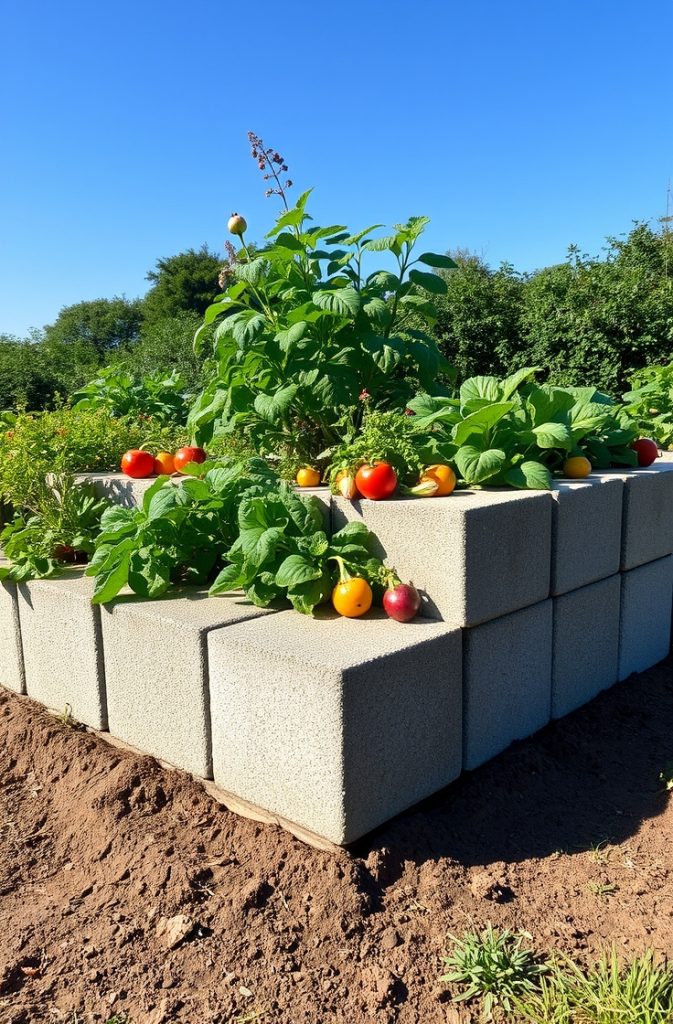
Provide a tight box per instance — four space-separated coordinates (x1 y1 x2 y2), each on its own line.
1 659 672 1024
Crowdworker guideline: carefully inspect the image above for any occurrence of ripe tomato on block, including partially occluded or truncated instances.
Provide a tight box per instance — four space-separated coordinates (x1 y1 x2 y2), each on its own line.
296 466 321 487
631 437 659 467
173 446 207 473
354 462 398 500
332 577 373 618
154 451 176 475
120 449 155 478
563 455 592 479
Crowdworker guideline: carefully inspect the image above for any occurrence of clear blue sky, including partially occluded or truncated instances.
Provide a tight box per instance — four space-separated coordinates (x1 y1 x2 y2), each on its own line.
1 0 671 337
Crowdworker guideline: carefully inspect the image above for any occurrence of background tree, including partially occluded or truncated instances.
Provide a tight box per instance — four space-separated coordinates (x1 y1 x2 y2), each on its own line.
143 245 222 322
120 311 209 391
42 297 144 356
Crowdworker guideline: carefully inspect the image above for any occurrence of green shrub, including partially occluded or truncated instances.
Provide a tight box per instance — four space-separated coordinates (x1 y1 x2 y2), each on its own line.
0 408 187 513
71 365 191 425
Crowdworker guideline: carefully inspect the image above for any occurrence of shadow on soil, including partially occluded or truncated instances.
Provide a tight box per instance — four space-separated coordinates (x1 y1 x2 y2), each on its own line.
350 658 673 883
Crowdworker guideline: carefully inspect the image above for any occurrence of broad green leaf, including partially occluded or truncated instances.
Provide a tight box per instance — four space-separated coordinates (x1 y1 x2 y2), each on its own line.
525 384 576 426
275 554 323 588
254 384 298 423
235 257 269 285
273 232 305 252
209 561 247 595
276 321 307 351
408 269 447 295
455 445 507 484
287 571 333 615
147 486 181 521
452 402 515 446
91 552 131 604
141 476 170 514
313 288 361 317
459 376 503 408
532 421 574 450
128 551 171 599
500 367 541 401
504 461 552 490
232 311 266 348
416 252 458 269
362 234 398 253
342 224 384 246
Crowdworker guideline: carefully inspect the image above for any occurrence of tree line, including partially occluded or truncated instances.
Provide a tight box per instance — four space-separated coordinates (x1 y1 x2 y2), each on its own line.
1 223 671 411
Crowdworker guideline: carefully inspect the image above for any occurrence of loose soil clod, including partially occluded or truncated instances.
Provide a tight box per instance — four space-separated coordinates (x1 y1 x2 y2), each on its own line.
0 660 672 1023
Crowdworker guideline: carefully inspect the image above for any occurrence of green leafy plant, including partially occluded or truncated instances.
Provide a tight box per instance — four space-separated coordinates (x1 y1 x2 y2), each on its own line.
325 406 451 488
440 924 546 1018
209 486 386 613
71 365 191 425
0 475 109 580
623 362 673 449
0 407 187 513
86 457 278 603
407 368 639 489
188 132 457 464
512 947 673 1023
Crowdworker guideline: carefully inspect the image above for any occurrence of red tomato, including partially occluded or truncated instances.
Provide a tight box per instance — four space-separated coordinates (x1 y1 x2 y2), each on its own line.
631 437 659 467
120 449 155 478
173 446 207 473
354 462 398 500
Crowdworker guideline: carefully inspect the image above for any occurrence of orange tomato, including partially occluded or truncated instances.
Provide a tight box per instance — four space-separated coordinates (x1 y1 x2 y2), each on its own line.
296 466 321 487
422 463 456 496
563 456 592 479
332 577 373 618
154 451 176 475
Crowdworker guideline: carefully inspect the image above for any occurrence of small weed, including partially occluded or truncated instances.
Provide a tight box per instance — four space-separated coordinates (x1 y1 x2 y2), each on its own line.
513 947 673 1023
440 923 546 1018
105 1014 132 1024
57 703 75 728
659 761 673 791
589 839 612 864
587 881 618 899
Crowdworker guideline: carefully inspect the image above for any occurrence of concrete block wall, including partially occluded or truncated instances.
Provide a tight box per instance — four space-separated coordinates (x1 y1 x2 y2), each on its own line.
1 462 672 845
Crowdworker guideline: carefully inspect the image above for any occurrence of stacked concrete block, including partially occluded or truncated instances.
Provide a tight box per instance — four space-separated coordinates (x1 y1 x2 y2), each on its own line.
332 489 553 625
462 600 553 770
73 472 159 509
17 572 106 728
0 581 25 694
592 464 673 570
618 555 673 680
101 590 275 777
207 610 462 845
550 478 623 595
552 575 620 718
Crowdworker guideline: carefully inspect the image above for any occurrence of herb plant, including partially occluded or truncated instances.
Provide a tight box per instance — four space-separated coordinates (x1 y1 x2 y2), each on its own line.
188 132 457 463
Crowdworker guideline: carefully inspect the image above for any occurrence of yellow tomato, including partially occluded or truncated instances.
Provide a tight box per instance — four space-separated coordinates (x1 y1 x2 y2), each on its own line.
332 577 373 618
422 463 457 496
563 456 592 479
296 466 321 487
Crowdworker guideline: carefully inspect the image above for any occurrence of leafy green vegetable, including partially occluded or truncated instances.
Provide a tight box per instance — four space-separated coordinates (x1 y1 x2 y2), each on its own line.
0 475 110 581
623 362 673 449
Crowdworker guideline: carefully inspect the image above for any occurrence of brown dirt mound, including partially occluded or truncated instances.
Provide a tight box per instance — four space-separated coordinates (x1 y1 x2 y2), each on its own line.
1 659 672 1024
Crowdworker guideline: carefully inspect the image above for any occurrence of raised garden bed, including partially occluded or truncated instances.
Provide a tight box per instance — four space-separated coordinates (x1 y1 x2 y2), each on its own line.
2 464 673 846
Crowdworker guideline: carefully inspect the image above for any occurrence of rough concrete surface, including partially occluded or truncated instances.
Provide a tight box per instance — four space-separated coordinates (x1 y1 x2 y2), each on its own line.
208 609 462 844
551 477 623 596
619 555 673 681
332 489 552 625
17 572 106 728
463 599 553 770
552 575 620 718
593 465 673 570
0 581 25 694
101 589 275 778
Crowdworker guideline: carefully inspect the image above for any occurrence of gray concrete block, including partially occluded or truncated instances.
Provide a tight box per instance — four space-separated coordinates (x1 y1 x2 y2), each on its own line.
551 478 623 595
17 572 106 727
0 581 25 693
619 555 673 680
332 489 552 626
101 590 275 778
463 600 553 770
208 610 462 845
74 472 159 509
552 575 620 718
592 465 673 570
